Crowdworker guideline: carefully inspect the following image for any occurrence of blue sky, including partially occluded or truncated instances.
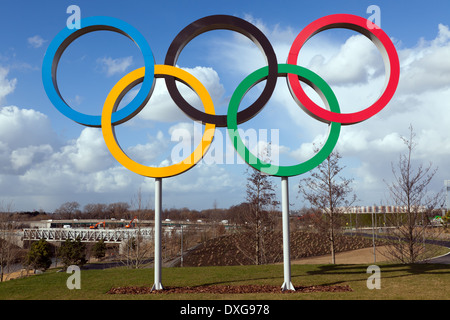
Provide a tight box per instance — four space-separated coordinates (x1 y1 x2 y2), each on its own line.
1 0 450 212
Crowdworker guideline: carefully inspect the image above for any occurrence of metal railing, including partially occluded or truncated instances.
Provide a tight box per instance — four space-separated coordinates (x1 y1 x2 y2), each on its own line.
22 228 154 243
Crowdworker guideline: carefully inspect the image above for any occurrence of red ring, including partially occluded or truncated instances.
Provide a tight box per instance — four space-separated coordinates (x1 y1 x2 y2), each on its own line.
287 14 400 125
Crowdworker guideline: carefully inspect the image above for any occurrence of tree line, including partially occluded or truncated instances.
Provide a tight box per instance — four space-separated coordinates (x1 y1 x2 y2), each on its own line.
3 200 273 224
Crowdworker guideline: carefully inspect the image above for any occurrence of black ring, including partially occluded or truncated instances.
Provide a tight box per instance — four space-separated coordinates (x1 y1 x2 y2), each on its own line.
164 15 278 127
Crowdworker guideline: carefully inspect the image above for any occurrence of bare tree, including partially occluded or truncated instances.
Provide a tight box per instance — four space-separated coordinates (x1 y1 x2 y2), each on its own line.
384 125 444 263
298 148 357 264
83 203 108 219
121 188 152 268
234 165 280 265
107 202 130 219
0 200 21 281
54 201 81 219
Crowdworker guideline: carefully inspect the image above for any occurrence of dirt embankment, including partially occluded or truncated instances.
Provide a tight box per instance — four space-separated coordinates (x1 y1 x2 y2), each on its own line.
178 231 386 267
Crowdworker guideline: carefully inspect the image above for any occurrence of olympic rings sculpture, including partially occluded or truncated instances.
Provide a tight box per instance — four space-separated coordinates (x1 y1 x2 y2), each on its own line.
42 14 400 178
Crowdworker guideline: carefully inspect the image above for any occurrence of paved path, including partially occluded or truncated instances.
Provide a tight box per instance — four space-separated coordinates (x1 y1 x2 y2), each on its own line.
427 251 450 264
421 238 450 264
350 232 450 264
291 242 450 265
290 246 390 265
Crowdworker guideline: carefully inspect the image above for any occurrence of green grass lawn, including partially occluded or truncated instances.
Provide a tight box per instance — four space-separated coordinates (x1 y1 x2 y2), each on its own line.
0 262 449 300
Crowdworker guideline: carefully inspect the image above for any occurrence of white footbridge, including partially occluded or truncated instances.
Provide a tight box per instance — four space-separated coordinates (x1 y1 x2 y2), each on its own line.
22 228 154 243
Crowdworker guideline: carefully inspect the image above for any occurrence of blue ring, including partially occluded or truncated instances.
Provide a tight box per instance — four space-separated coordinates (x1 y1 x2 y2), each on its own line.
42 16 155 127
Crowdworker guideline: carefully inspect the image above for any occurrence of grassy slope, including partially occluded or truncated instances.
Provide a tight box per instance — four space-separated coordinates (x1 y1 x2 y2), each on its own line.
0 263 449 300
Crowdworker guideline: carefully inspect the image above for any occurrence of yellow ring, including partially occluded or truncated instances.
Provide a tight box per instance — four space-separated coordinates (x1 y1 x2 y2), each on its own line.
101 65 216 178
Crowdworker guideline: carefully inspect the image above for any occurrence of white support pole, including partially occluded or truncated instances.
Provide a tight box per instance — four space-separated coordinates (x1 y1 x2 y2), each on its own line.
281 176 295 291
445 183 448 217
152 177 164 291
180 224 184 267
371 210 376 263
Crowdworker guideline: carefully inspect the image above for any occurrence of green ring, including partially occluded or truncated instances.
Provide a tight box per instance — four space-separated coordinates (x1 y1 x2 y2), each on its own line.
227 63 341 177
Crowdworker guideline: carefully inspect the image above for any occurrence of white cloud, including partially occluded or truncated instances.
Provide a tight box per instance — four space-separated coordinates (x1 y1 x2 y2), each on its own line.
137 66 225 122
64 128 114 173
288 133 329 163
27 35 47 48
0 67 17 104
97 56 133 77
0 106 57 151
86 166 133 193
307 35 384 86
11 144 53 171
162 162 235 193
397 24 450 94
126 130 167 163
